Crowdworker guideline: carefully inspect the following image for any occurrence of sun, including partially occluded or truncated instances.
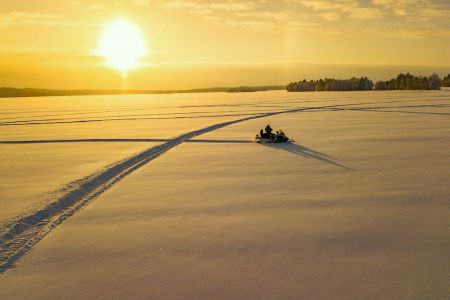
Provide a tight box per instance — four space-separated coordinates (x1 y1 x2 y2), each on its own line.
97 19 148 73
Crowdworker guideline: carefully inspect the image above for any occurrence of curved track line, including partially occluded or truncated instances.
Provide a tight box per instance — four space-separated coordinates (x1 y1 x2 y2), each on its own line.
0 139 254 144
3 99 445 126
0 107 316 274
0 138 172 144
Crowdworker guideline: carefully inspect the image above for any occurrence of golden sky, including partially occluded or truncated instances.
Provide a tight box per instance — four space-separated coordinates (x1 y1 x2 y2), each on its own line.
0 0 449 89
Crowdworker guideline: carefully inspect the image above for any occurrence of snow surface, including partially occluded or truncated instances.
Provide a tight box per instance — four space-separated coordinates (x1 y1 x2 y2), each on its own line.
0 142 156 224
0 90 449 299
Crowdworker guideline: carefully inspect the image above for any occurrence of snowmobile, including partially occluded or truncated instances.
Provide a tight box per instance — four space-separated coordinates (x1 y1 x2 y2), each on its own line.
255 126 293 143
255 134 293 143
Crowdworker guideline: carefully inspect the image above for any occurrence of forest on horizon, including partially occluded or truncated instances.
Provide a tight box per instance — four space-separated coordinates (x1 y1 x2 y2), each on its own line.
1 73 449 98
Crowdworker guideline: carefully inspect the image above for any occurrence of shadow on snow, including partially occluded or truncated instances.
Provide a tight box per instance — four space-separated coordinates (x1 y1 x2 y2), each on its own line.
261 142 351 170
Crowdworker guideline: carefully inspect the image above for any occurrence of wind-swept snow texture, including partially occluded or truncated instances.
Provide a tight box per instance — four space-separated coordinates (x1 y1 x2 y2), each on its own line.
0 104 339 273
0 90 449 299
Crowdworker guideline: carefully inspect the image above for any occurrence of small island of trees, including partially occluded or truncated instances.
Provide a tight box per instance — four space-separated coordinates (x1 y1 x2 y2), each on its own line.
287 77 373 92
441 74 450 87
374 73 441 90
287 73 446 92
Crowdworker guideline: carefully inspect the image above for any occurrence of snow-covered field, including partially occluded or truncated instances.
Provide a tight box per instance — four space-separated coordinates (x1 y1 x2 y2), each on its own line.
0 90 449 299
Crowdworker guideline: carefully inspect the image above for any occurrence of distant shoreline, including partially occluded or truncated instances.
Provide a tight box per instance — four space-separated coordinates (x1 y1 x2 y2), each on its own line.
2 72 449 98
0 86 285 98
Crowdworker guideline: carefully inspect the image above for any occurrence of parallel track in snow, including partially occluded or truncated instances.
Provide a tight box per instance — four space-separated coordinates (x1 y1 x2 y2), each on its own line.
0 106 331 274
5 99 422 273
0 139 253 144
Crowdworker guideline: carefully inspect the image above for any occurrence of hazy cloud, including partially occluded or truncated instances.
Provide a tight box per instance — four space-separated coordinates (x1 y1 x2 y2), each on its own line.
295 0 383 19
350 7 384 19
162 1 258 14
0 11 81 27
3 0 447 40
320 12 341 21
158 0 450 39
161 0 297 31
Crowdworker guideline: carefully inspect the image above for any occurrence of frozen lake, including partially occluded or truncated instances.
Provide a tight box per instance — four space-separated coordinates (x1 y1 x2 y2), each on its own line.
1 90 449 299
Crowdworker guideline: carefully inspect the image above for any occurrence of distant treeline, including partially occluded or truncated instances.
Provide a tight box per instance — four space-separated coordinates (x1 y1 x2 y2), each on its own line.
0 87 229 98
441 74 450 87
375 73 441 90
287 73 447 92
227 86 285 93
1 73 448 98
287 77 373 92
0 85 285 98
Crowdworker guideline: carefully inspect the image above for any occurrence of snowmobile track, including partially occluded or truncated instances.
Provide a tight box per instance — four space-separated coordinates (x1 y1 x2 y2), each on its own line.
0 105 343 273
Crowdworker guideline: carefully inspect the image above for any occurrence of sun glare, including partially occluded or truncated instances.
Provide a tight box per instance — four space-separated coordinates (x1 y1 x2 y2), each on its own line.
97 19 148 73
